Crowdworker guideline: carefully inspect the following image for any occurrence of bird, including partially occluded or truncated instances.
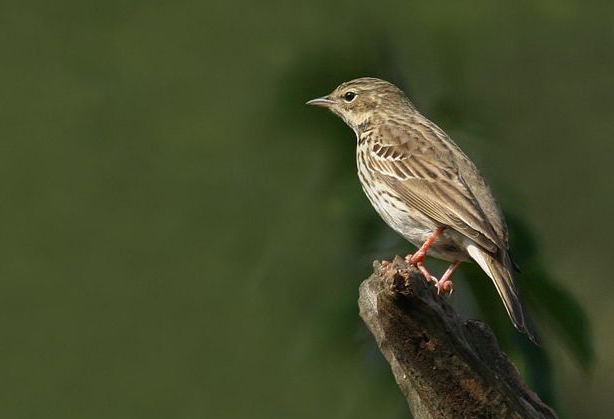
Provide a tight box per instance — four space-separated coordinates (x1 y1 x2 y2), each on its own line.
307 77 537 343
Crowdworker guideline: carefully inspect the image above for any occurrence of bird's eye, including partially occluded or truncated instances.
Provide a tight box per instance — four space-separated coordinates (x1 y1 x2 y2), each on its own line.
343 91 357 102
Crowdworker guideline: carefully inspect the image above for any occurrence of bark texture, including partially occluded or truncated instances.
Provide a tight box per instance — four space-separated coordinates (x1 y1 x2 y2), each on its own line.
358 256 558 419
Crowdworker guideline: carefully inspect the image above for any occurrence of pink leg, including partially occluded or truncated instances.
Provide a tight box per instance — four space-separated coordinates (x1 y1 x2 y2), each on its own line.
407 227 445 266
417 263 436 284
436 260 460 295
404 226 445 284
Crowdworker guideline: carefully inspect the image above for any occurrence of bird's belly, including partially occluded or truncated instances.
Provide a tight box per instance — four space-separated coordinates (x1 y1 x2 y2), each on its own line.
360 182 469 263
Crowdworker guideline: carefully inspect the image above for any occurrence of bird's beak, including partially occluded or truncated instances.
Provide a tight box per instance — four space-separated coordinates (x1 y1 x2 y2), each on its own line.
306 96 335 108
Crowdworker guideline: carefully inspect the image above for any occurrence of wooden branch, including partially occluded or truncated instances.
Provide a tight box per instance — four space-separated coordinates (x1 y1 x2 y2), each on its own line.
358 256 558 419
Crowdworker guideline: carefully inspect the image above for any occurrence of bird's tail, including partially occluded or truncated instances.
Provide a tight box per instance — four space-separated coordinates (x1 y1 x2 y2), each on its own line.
466 244 538 344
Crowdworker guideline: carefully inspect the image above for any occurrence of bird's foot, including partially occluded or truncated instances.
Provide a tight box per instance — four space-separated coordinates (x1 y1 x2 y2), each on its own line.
434 260 460 295
404 254 436 284
417 262 437 285
405 251 426 266
435 278 454 295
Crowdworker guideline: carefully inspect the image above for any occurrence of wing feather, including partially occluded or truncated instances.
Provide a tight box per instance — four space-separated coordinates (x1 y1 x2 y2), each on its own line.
365 121 506 255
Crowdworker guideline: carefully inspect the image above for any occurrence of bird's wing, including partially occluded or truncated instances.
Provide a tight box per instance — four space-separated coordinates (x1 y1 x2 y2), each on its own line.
364 121 506 255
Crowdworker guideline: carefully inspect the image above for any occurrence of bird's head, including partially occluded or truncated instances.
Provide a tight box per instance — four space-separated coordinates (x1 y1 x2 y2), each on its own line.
306 77 414 131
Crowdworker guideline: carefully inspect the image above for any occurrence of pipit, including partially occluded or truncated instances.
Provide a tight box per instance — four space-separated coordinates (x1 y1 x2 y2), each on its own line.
307 77 536 343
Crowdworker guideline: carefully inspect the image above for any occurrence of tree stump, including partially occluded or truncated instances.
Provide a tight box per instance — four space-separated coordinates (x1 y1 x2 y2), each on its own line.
358 256 558 419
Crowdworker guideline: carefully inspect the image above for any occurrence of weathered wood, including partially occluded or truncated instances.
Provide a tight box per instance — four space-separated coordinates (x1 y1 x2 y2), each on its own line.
358 256 558 419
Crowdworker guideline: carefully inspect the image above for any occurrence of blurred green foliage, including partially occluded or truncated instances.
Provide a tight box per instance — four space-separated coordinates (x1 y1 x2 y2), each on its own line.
0 1 612 418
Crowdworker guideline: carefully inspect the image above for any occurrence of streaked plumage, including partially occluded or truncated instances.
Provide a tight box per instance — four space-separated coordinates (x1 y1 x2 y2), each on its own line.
307 77 537 343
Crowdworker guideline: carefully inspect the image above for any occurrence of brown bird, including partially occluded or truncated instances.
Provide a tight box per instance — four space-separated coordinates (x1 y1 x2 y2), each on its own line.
307 77 537 343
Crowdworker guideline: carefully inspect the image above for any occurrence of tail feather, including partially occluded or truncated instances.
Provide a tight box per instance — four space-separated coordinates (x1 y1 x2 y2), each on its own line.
466 244 538 344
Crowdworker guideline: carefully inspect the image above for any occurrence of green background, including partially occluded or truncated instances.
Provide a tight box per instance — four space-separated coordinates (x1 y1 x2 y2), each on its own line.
1 1 612 418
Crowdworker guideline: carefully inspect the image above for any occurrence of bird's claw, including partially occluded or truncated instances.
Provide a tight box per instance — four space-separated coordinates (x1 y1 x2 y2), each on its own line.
415 262 437 285
404 253 454 295
435 279 454 295
405 252 426 266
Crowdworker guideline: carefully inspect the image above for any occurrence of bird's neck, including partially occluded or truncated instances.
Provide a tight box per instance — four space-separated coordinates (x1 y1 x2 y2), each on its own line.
353 111 386 136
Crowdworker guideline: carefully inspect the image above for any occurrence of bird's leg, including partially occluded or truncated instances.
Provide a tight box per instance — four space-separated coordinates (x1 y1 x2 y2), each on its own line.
405 226 445 265
436 260 460 295
404 226 445 284
416 262 436 284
